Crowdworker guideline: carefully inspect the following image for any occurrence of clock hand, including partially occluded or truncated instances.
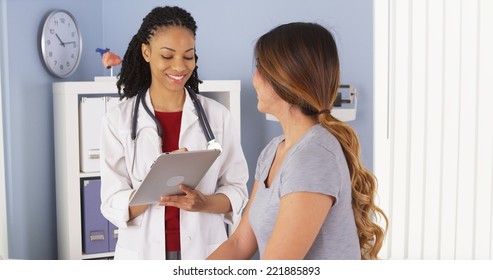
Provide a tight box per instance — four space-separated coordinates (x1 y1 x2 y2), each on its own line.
55 33 65 47
65 41 76 46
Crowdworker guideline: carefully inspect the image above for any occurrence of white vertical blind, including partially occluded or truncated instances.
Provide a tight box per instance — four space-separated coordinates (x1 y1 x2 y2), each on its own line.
475 0 493 260
439 0 461 260
374 0 493 260
407 0 426 260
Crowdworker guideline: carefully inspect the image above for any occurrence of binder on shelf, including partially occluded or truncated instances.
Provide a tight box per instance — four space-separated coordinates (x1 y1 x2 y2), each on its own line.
81 179 109 254
79 95 120 173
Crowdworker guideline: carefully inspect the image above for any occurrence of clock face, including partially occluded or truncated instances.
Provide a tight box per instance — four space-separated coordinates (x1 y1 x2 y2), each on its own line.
40 10 82 78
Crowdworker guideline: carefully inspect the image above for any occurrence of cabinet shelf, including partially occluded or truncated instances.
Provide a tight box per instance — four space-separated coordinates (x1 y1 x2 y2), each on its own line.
81 251 114 260
80 172 100 178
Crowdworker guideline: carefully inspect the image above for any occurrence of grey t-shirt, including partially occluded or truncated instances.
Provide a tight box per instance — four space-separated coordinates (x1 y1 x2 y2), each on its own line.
249 124 361 259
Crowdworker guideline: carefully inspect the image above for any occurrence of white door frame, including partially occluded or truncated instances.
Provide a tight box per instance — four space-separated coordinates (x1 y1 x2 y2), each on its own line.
373 0 391 260
0 0 9 260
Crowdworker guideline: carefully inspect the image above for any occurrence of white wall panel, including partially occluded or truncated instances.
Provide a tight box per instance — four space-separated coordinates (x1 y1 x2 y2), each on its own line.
373 0 391 259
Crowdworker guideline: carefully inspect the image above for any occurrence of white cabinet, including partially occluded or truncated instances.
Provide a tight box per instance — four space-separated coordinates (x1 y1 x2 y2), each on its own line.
53 77 241 259
53 77 120 260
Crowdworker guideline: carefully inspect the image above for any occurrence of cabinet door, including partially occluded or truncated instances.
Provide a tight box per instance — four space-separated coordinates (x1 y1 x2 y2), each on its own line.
105 95 120 112
79 97 106 173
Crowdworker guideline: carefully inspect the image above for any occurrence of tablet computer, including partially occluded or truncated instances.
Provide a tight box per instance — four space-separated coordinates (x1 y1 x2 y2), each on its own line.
129 149 221 206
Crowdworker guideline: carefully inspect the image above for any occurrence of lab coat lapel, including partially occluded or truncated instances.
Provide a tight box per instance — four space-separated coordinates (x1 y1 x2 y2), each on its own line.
180 89 199 142
140 90 159 129
131 90 162 180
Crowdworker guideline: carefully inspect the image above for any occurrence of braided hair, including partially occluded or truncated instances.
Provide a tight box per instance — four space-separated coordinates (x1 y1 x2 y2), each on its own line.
116 6 201 99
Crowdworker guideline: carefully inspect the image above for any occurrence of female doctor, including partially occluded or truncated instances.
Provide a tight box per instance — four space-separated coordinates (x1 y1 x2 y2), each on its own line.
99 6 249 260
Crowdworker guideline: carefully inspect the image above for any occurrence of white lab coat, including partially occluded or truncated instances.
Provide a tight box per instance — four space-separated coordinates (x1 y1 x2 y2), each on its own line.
100 88 249 260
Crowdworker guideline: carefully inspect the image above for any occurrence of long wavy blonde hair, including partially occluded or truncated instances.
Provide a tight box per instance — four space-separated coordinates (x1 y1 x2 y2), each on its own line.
254 22 388 259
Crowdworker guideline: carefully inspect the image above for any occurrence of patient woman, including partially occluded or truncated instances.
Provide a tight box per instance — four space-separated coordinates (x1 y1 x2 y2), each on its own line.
208 22 388 260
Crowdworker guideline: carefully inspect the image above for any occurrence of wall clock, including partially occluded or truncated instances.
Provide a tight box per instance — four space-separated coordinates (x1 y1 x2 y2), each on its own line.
40 9 82 78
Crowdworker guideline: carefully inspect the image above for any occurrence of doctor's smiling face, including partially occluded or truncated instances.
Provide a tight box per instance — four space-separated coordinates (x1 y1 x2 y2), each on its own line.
141 26 196 95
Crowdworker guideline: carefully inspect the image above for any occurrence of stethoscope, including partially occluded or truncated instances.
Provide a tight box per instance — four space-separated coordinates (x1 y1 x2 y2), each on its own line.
131 85 223 152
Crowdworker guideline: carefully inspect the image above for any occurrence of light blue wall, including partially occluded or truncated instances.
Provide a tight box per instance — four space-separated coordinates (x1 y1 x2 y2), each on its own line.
1 0 373 259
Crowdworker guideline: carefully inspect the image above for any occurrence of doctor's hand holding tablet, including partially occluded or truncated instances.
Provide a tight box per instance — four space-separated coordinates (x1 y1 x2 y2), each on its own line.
129 147 224 212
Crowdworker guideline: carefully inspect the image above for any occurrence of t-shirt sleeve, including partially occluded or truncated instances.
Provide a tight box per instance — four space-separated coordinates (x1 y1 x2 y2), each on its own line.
254 149 265 182
280 144 342 206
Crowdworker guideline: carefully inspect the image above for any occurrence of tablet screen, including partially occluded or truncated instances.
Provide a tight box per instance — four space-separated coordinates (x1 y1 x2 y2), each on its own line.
129 149 221 206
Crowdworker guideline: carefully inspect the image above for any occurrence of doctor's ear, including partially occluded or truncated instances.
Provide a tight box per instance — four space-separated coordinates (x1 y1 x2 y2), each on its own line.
141 43 151 63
